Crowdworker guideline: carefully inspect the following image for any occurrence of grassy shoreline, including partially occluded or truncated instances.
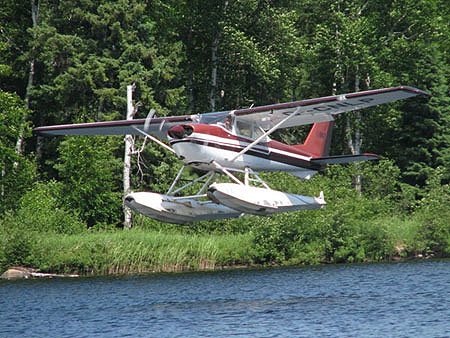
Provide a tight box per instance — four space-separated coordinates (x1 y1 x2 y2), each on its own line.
2 221 447 277
16 230 257 275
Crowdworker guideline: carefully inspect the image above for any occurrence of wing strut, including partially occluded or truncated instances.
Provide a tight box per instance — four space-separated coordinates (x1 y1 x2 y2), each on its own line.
132 126 175 153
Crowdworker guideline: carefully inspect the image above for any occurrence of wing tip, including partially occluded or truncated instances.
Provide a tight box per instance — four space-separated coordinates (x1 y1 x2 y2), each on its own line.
398 85 431 97
362 153 382 161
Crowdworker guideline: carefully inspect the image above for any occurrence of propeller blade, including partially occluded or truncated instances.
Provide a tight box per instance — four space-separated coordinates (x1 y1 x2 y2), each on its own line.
144 109 156 132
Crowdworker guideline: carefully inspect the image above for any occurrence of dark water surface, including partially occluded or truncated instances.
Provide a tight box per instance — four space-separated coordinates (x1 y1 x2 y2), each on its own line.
1 260 450 337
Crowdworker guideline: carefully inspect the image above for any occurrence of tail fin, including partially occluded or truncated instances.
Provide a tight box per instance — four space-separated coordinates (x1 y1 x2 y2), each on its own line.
293 121 334 158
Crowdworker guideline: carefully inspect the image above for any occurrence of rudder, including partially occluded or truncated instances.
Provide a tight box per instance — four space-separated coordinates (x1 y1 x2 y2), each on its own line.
293 121 334 158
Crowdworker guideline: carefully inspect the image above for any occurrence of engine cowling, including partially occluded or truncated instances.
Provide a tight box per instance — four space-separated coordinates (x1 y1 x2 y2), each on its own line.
167 124 193 139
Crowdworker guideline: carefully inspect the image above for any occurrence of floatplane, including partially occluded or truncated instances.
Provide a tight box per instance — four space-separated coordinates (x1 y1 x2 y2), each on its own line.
34 86 429 224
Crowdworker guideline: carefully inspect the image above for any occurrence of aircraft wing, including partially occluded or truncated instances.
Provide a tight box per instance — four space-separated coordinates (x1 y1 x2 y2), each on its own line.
34 116 190 139
34 86 428 138
232 86 430 130
33 111 230 139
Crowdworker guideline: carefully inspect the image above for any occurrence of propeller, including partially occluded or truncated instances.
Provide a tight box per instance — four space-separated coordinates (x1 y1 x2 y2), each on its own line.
131 107 176 154
144 108 156 132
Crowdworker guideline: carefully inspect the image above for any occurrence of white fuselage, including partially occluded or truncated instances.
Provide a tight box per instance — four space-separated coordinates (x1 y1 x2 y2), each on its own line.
168 124 320 178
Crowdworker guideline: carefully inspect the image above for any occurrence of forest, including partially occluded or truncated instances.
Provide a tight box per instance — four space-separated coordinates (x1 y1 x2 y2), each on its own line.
1 0 449 275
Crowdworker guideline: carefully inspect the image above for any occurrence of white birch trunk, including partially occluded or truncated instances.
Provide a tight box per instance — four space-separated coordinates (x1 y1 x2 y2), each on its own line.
1 166 5 198
123 85 134 229
346 71 363 193
208 0 228 111
333 2 364 193
16 0 40 162
209 38 219 111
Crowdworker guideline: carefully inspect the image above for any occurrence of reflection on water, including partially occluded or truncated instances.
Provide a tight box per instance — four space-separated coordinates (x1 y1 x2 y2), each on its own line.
1 260 450 337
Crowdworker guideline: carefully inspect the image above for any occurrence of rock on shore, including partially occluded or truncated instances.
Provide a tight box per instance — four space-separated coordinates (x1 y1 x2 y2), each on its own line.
1 266 79 280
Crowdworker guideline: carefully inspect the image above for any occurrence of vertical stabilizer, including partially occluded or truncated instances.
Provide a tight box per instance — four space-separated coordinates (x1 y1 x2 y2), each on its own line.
293 121 334 158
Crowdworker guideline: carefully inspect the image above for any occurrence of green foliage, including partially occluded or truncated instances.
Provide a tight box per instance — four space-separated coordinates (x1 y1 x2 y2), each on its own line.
130 144 184 193
0 91 36 214
1 181 85 235
371 216 425 258
251 162 406 265
0 181 85 272
26 0 186 124
0 36 11 77
413 167 450 256
252 214 308 264
55 136 122 226
0 226 33 272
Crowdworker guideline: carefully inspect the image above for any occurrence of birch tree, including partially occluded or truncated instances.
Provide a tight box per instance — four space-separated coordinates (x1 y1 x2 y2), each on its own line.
123 84 135 229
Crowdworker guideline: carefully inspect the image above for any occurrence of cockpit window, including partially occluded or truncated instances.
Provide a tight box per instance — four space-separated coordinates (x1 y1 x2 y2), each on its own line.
236 120 252 137
235 118 265 139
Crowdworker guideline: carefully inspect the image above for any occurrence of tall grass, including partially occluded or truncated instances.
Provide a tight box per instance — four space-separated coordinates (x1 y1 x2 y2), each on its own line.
29 229 255 275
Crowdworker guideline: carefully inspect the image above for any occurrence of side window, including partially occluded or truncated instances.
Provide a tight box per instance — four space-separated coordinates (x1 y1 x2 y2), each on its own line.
234 118 268 140
236 120 252 137
253 126 264 138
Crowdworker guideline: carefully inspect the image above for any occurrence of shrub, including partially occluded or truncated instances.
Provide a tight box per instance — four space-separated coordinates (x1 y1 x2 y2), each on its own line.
2 181 85 235
413 168 450 256
55 136 122 227
0 225 33 272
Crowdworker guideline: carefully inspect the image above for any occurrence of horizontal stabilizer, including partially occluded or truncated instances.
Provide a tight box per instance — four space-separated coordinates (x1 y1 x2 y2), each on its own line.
311 153 380 165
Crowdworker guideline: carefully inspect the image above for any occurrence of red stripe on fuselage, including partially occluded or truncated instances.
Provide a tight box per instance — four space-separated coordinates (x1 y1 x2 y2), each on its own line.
170 124 315 158
169 124 321 170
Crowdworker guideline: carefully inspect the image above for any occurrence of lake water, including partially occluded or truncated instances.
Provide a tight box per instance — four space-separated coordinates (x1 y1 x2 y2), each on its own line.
1 260 450 337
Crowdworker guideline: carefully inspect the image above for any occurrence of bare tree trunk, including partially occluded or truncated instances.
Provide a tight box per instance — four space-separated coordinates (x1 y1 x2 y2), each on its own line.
332 2 364 193
209 37 219 111
1 165 5 198
332 1 342 97
208 0 228 111
346 70 363 193
26 0 39 110
16 0 40 161
123 85 135 229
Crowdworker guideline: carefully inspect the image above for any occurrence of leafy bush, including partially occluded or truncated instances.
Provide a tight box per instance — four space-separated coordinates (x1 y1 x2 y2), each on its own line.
251 161 405 265
0 225 33 272
1 181 85 235
369 216 425 258
252 214 302 264
0 91 36 214
413 168 450 256
55 136 122 227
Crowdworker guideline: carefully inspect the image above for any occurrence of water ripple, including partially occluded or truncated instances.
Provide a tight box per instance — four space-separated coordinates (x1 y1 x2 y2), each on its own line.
1 260 450 337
